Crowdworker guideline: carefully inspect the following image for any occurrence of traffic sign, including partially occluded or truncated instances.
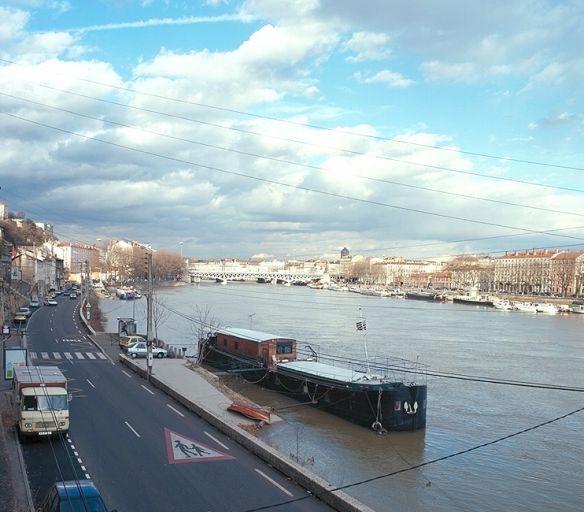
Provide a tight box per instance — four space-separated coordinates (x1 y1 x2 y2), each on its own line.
164 428 235 464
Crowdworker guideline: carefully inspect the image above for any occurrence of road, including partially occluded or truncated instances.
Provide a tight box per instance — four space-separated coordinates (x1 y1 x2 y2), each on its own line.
22 294 333 511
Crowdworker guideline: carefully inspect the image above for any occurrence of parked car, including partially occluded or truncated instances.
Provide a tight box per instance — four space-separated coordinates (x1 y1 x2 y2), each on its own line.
39 479 112 512
126 341 167 359
46 298 59 306
118 335 146 349
17 307 32 318
29 299 41 308
14 313 27 323
69 292 78 299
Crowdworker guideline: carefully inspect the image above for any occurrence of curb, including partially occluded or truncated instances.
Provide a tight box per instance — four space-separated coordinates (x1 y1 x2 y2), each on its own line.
119 355 374 512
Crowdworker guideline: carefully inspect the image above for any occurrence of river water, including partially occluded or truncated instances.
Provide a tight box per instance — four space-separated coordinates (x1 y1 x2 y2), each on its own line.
100 282 584 512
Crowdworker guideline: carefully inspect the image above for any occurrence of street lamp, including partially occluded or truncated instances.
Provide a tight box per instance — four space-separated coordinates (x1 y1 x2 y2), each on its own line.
179 241 184 259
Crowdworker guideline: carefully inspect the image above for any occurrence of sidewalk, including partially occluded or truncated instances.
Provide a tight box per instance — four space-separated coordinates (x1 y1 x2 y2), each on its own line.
89 333 374 512
0 334 35 512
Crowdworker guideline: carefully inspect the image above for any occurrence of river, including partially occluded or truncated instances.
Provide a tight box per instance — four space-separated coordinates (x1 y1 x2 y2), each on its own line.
99 282 584 512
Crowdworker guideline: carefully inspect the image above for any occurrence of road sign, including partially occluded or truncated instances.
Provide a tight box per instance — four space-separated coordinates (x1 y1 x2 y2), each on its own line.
164 428 235 465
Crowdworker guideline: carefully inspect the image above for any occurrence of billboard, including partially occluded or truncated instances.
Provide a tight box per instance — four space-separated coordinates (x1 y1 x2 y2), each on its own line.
3 348 28 380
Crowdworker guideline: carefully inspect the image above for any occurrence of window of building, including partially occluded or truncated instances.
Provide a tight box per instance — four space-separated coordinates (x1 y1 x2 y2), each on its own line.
222 337 227 346
394 401 401 411
234 341 239 350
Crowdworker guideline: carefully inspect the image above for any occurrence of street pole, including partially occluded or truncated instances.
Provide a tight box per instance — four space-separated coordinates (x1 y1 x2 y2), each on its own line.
146 249 154 381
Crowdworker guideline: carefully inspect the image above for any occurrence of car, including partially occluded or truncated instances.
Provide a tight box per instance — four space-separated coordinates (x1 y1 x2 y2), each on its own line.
46 299 59 306
39 479 112 512
126 341 167 359
14 313 27 323
118 334 146 349
17 307 32 318
69 292 78 299
29 299 41 308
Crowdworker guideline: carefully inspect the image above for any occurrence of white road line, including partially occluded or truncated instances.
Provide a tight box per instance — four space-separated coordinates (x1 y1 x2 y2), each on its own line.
96 353 106 360
140 385 154 395
86 379 95 389
121 370 132 379
85 473 91 479
53 352 62 359
64 353 73 360
204 432 229 450
81 465 86 471
86 353 96 360
41 352 49 359
124 421 141 438
166 404 185 417
30 352 37 359
75 353 85 359
254 469 293 497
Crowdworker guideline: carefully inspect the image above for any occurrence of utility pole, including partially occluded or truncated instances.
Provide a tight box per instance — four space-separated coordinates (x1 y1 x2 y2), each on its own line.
146 248 153 381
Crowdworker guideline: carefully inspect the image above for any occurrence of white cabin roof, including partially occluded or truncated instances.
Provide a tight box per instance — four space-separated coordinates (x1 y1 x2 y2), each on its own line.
216 328 294 344
278 360 377 384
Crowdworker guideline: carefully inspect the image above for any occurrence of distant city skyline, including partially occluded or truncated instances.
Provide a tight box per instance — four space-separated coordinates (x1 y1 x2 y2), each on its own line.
1 1 582 260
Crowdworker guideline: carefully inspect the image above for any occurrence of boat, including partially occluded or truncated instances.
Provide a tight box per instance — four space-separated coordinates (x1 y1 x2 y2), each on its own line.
198 327 427 432
570 304 584 314
453 295 494 307
535 303 558 314
405 289 447 302
492 299 515 310
515 302 538 313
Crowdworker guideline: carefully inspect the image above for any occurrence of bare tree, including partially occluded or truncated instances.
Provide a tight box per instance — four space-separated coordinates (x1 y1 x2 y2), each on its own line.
154 250 185 280
152 294 171 344
191 305 222 366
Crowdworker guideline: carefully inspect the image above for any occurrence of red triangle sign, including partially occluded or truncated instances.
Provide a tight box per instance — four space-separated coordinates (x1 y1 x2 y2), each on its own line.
164 428 235 464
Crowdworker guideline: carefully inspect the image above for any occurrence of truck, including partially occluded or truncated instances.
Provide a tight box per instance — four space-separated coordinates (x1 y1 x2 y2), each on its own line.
13 366 69 439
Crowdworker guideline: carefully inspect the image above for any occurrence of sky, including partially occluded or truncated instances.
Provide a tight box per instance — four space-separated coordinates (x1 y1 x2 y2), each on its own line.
0 0 583 261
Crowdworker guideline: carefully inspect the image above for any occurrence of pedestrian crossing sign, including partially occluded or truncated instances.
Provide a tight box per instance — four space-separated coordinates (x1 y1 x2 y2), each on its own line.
164 428 235 464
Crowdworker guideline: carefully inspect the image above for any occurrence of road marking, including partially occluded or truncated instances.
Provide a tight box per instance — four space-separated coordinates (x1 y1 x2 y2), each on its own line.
254 469 293 496
141 385 154 395
30 352 37 359
96 353 106 360
75 353 85 359
41 352 49 359
204 432 229 450
53 352 62 359
125 421 141 438
86 379 95 389
166 404 185 417
86 353 96 360
164 428 234 464
121 370 132 379
64 353 73 360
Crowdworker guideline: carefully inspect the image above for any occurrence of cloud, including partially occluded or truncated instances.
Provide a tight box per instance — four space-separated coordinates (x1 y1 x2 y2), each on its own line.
355 69 415 88
342 31 391 62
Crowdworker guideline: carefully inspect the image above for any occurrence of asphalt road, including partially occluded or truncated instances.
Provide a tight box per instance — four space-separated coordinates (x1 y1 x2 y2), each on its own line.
23 294 333 512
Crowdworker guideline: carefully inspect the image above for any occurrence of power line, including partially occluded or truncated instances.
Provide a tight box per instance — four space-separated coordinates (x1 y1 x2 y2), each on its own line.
3 78 584 196
1 57 582 173
3 111 584 244
3 90 584 219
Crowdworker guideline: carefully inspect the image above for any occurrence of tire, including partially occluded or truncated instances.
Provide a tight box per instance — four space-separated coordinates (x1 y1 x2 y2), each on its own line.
130 353 137 359
157 352 164 358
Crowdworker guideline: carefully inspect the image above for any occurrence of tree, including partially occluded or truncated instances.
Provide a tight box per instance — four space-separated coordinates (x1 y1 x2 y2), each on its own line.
192 305 221 366
153 250 184 280
152 294 171 344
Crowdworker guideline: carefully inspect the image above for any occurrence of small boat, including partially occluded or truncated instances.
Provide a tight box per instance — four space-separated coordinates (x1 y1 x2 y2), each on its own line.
228 403 271 423
535 303 558 314
570 304 584 314
493 299 515 310
515 302 538 313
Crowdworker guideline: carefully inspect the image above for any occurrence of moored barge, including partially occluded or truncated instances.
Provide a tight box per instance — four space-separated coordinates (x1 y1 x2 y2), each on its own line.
199 328 427 432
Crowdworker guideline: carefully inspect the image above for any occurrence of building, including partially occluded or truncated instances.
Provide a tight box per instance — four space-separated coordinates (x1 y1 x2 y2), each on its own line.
550 251 584 297
493 250 558 294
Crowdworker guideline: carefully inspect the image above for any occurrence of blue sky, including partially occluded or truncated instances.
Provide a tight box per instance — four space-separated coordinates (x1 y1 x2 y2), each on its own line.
0 0 583 260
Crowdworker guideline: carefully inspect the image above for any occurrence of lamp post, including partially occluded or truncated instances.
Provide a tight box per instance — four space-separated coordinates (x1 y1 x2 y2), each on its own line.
179 241 184 259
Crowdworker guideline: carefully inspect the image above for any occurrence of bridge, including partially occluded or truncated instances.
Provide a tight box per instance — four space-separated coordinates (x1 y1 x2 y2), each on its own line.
187 269 326 284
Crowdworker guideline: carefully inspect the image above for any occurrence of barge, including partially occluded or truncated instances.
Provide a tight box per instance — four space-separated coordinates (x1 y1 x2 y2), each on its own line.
198 328 427 432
